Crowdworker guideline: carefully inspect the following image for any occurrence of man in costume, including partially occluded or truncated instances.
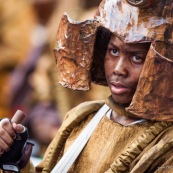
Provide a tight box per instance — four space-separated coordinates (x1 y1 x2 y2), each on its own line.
0 0 173 172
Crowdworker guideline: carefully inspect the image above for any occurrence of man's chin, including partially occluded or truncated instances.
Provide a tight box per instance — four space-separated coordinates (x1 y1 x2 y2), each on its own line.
111 94 131 106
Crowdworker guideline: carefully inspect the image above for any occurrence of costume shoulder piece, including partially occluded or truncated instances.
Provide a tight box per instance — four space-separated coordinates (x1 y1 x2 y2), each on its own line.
36 100 105 173
64 99 105 120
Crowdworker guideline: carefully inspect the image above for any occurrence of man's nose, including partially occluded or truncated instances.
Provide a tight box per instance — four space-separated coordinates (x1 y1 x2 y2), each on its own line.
113 57 128 77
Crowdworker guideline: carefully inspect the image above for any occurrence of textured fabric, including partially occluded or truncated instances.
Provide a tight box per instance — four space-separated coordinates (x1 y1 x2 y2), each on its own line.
66 116 155 172
14 98 173 173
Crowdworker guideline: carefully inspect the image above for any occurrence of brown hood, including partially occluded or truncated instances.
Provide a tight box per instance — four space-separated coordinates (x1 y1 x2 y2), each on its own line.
54 0 173 121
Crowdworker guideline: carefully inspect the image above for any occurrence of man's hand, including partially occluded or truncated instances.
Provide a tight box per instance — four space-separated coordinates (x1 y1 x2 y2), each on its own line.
0 118 25 155
0 110 31 173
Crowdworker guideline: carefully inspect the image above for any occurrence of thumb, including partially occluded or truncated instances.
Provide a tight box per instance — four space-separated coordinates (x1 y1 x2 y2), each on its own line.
12 123 25 133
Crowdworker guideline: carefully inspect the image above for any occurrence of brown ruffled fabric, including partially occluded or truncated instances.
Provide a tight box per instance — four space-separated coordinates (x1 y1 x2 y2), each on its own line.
105 122 173 173
130 125 173 173
104 96 173 173
101 96 173 172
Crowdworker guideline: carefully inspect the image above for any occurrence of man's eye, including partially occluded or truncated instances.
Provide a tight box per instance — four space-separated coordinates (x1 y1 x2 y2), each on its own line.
131 55 144 64
110 49 119 56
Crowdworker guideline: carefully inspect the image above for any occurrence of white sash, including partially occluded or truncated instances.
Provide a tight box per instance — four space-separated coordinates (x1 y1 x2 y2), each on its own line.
51 104 110 173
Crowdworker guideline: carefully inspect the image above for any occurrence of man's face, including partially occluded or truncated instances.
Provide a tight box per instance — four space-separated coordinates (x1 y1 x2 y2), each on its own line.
104 35 150 105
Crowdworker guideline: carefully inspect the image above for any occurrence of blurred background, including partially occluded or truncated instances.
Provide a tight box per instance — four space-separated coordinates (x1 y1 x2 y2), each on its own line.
0 0 110 164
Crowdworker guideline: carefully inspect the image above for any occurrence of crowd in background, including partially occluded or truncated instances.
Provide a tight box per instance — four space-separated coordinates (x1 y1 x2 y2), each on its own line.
0 0 110 160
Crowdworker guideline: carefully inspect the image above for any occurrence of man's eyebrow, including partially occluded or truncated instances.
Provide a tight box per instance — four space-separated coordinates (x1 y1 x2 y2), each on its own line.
108 40 150 53
108 41 118 48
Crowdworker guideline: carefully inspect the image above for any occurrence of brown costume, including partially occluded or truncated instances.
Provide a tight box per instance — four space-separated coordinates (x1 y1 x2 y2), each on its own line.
14 0 173 172
21 97 173 173
49 0 173 172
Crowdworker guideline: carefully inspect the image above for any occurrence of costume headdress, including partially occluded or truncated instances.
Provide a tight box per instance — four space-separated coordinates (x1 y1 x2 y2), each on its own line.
54 0 173 121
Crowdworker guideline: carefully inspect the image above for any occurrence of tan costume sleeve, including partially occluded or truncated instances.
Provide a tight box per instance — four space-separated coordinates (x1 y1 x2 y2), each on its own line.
129 125 173 173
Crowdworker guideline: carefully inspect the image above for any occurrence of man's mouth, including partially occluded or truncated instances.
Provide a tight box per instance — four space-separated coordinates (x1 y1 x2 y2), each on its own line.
110 82 130 95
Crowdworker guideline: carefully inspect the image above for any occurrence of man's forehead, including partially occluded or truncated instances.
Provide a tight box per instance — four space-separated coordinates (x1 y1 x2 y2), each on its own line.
109 35 150 50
